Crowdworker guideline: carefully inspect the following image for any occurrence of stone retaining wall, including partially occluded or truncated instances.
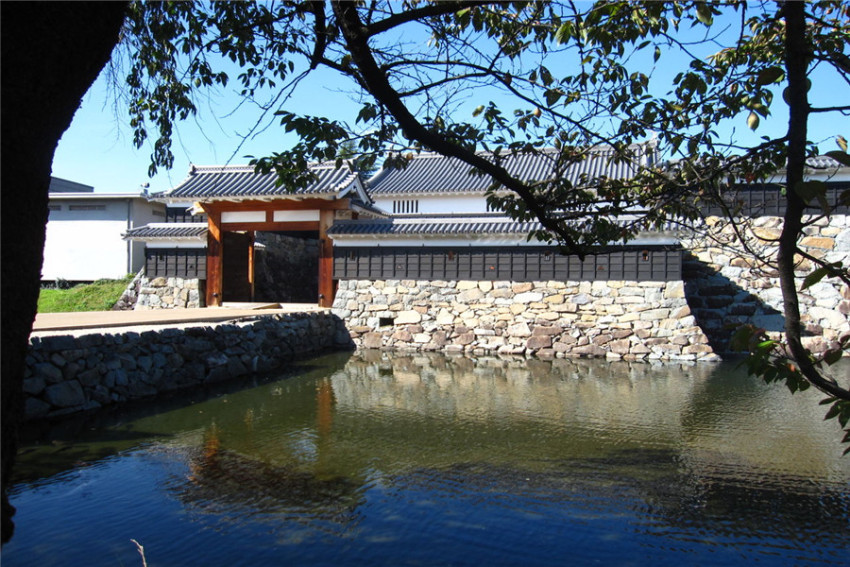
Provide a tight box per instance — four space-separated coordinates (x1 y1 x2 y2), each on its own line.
681 214 850 353
135 276 204 309
24 312 351 421
332 279 717 362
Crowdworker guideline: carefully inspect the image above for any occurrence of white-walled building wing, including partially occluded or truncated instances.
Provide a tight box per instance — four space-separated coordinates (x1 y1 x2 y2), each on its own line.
43 187 164 282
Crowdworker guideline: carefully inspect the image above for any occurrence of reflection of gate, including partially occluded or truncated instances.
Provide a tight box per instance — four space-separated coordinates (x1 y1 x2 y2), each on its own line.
222 232 253 302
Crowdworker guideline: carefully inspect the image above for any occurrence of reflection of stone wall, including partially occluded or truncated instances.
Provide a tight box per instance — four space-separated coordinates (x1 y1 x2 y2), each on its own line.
332 352 715 428
135 276 204 309
333 279 716 362
24 311 349 420
680 214 850 353
254 232 318 303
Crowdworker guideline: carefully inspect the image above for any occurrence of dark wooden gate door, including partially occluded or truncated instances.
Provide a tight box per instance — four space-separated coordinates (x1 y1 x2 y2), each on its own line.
222 232 252 302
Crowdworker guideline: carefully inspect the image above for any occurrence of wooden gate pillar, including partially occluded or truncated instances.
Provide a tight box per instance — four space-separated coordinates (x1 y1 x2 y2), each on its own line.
204 207 223 306
318 209 335 308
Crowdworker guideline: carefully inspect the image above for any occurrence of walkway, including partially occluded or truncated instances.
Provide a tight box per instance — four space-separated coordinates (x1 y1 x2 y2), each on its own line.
31 303 327 337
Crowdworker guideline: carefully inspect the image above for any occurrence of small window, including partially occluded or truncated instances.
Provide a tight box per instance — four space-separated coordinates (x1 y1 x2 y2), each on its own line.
69 204 105 211
393 199 419 214
151 209 166 217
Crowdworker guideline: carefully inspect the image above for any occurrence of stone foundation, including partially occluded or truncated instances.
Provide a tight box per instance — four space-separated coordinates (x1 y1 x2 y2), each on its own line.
333 279 717 362
135 276 204 309
681 214 850 354
24 311 351 420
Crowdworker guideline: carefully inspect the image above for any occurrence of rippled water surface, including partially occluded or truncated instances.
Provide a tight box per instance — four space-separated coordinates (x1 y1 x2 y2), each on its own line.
6 353 850 566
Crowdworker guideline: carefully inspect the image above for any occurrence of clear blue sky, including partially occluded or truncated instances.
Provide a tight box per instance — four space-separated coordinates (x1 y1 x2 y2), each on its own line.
51 10 848 195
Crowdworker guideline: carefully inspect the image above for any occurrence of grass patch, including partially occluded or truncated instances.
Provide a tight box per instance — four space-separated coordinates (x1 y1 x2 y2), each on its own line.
38 275 133 313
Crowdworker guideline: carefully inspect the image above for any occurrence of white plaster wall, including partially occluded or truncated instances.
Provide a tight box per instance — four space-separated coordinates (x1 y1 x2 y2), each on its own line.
372 194 489 215
42 197 162 281
129 199 167 275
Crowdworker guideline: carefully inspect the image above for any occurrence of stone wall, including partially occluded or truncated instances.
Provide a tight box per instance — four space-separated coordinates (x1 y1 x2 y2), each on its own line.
24 312 351 421
332 279 717 362
680 214 850 354
135 276 204 309
254 232 319 303
112 270 143 310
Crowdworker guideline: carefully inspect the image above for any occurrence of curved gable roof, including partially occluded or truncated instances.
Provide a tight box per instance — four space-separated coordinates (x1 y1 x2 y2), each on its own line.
158 163 369 203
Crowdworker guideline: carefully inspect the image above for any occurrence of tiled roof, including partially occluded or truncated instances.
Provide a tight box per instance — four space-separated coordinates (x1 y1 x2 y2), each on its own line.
124 223 208 241
806 155 848 170
161 163 363 201
328 215 678 242
329 216 541 237
367 145 657 195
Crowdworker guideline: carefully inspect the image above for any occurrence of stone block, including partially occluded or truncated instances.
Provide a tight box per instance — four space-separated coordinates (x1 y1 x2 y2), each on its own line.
571 345 606 357
454 332 476 346
683 344 714 355
34 362 64 384
362 332 383 349
532 326 562 337
394 310 422 325
800 236 835 250
23 377 46 396
458 288 484 303
507 322 532 337
526 336 552 350
44 381 86 408
512 282 534 293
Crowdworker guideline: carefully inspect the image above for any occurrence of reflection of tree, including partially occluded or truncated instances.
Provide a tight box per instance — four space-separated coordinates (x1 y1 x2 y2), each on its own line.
173 422 363 529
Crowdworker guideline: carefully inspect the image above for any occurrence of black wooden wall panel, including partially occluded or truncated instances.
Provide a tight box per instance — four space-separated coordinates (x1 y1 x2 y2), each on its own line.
145 248 206 278
333 246 682 282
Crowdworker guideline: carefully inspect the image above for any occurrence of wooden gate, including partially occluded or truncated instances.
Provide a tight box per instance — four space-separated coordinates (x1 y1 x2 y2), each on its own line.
222 232 253 302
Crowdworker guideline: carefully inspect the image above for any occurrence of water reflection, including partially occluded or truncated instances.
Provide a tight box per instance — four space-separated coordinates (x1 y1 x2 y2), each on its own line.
6 353 850 566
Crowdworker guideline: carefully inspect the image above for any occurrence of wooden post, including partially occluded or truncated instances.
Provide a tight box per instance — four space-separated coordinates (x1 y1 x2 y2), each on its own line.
204 207 223 307
318 209 335 308
248 231 255 301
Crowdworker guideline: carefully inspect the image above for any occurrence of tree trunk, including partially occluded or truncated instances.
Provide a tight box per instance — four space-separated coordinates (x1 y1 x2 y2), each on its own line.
0 2 127 544
777 1 845 398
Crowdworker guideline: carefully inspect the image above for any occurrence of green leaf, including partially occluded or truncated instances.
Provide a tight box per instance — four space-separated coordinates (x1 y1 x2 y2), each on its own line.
823 348 843 365
696 3 713 25
825 150 850 166
747 111 759 130
793 180 827 205
837 135 848 152
802 266 830 290
654 46 661 63
555 22 572 44
756 67 783 86
544 89 563 107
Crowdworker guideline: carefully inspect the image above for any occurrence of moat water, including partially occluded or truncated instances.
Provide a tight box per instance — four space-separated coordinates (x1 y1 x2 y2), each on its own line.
5 352 849 566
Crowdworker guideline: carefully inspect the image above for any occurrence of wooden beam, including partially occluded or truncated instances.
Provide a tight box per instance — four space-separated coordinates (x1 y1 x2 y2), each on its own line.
216 221 320 232
204 206 223 306
318 209 335 308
